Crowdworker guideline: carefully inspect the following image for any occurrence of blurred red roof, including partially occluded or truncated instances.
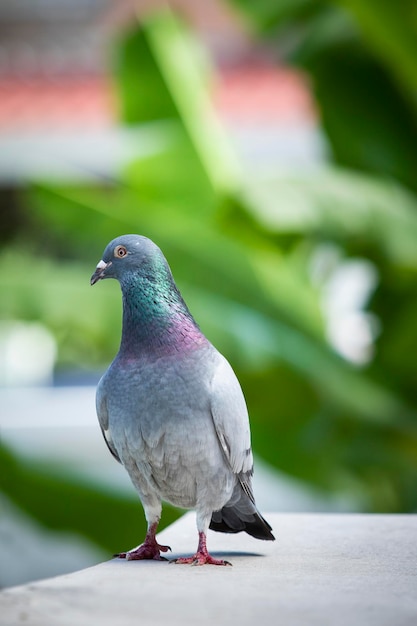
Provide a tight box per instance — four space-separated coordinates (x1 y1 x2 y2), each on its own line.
0 0 315 134
0 64 314 133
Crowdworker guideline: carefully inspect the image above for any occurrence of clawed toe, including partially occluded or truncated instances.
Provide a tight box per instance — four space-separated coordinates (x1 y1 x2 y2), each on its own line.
114 542 171 561
158 544 171 553
172 531 232 566
173 553 232 566
113 529 231 566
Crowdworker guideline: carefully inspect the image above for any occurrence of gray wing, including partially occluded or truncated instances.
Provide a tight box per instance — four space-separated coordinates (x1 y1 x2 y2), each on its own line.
209 355 254 497
96 375 121 463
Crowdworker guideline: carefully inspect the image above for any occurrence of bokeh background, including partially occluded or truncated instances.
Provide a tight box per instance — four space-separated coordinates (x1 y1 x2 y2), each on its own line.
1 0 417 588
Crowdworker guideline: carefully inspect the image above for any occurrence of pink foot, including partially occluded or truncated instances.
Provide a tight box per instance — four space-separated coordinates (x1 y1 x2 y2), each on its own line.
117 541 171 561
174 552 231 566
173 531 232 566
116 523 171 561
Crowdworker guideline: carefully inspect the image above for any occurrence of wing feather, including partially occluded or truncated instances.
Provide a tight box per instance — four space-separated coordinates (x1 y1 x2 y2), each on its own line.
96 377 121 463
209 356 253 477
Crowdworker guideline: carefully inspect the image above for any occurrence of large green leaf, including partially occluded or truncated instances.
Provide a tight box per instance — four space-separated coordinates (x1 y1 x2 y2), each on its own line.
112 9 239 195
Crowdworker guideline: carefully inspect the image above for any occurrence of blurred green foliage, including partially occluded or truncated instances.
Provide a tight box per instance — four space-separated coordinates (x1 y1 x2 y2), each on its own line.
1 4 417 558
229 0 417 192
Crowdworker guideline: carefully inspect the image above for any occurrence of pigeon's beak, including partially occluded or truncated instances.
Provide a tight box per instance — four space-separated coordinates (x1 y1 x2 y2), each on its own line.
90 260 111 286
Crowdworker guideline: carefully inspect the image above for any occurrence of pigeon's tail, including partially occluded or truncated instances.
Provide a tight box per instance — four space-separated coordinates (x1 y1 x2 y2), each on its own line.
209 483 275 541
210 507 275 541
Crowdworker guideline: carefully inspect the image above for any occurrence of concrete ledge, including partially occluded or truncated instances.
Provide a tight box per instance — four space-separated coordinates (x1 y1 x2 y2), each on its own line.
1 513 416 625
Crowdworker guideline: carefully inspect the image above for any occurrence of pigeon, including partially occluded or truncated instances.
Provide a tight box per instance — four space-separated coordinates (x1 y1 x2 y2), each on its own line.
90 234 274 566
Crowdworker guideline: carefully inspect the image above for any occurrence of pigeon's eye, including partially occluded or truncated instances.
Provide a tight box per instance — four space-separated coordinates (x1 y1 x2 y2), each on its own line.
114 245 128 258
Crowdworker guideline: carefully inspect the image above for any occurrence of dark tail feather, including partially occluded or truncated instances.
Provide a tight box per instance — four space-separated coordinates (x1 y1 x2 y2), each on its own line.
210 484 275 541
210 508 275 541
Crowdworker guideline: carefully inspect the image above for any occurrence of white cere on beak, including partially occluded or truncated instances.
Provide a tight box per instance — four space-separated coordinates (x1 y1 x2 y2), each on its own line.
96 259 107 270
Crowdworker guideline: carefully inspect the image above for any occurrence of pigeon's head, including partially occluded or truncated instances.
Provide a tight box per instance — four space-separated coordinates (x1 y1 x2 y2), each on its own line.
90 234 161 286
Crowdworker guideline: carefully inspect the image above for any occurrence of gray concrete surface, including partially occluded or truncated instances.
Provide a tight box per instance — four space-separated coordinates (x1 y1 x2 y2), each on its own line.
1 512 416 626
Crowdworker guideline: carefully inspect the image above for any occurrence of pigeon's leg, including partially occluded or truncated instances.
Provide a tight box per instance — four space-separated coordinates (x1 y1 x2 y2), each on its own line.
174 511 232 566
174 531 231 566
116 502 171 561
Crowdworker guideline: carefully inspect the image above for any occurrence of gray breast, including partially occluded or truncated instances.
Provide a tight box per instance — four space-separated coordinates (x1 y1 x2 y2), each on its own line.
102 348 236 510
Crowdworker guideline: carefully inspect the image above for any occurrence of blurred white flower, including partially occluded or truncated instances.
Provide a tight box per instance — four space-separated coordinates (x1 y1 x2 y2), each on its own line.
0 321 57 386
310 245 380 365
